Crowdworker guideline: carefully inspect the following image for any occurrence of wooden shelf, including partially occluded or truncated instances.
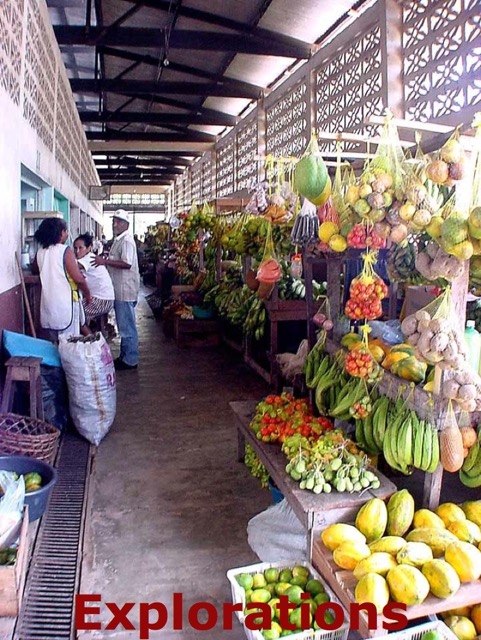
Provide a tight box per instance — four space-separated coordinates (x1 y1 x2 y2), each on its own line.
312 538 481 638
230 400 397 559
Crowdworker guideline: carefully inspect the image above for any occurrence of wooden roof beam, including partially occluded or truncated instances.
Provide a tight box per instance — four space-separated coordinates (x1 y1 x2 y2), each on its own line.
119 0 313 56
54 26 311 58
86 130 216 142
71 78 261 99
80 110 237 126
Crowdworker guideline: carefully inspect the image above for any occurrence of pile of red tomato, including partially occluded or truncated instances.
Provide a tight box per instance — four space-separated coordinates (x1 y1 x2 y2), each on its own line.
344 276 388 320
249 393 334 443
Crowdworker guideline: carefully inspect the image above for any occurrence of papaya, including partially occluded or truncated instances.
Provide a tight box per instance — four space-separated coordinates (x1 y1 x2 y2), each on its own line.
369 536 407 556
444 541 481 582
391 356 427 383
294 137 329 205
448 519 481 544
386 489 415 537
321 523 366 551
382 351 410 370
311 175 332 206
390 343 416 356
355 498 388 543
332 541 371 571
435 502 466 527
353 552 397 580
354 573 390 614
461 500 481 527
406 528 458 558
421 559 461 599
341 332 362 350
444 616 477 640
396 542 433 568
413 509 446 530
386 565 430 606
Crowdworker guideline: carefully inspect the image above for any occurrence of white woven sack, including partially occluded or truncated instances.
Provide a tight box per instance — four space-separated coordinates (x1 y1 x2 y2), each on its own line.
58 334 116 446
247 499 307 563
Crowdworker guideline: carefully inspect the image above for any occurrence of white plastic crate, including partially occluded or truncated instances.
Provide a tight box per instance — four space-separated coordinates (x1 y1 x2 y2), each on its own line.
226 560 349 640
364 620 459 640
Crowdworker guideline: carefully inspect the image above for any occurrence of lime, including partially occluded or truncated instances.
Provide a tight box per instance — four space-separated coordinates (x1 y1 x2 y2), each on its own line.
264 568 280 584
290 575 308 588
314 592 330 606
305 598 317 616
305 579 325 596
274 582 292 596
279 569 293 583
237 573 254 590
250 588 272 604
290 607 310 630
265 583 276 597
268 598 281 619
286 585 304 605
292 565 310 581
263 621 282 640
252 573 267 589
245 589 253 603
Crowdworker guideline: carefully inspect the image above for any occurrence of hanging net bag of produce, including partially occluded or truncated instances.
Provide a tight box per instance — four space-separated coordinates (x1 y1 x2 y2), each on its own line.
439 195 472 261
344 324 382 384
293 131 331 206
400 287 467 369
346 111 406 245
399 135 445 236
344 251 388 321
257 223 282 299
426 127 467 186
468 116 481 248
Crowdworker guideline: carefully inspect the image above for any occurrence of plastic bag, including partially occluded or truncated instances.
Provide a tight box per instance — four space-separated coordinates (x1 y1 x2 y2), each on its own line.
58 333 116 446
369 320 405 345
0 473 25 549
247 499 307 563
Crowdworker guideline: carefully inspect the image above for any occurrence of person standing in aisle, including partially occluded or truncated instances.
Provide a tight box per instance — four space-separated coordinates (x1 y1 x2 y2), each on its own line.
93 210 140 370
32 217 92 340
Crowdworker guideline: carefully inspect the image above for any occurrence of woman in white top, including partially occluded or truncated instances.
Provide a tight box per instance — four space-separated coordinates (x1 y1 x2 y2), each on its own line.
32 218 91 339
74 233 115 324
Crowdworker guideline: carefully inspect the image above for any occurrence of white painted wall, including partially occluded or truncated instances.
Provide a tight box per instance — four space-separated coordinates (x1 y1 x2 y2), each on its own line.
0 0 103 296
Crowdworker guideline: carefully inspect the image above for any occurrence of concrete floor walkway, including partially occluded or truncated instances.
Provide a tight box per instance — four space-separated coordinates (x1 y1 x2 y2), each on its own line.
78 290 271 639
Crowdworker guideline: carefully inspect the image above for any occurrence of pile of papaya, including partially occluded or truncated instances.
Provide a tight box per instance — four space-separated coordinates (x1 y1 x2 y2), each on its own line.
320 491 481 620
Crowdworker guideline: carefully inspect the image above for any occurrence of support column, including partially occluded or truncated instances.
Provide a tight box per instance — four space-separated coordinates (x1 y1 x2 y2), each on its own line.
379 0 404 118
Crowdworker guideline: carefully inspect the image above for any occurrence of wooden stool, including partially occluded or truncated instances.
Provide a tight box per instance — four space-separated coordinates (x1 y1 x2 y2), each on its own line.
1 356 44 420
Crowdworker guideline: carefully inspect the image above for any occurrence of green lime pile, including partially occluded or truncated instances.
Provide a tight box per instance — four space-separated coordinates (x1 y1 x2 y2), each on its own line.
235 565 337 638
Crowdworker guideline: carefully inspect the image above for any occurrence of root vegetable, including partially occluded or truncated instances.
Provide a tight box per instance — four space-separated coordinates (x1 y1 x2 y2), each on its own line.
442 379 460 399
430 332 450 353
401 315 418 336
415 310 431 322
418 319 432 332
407 332 420 346
457 384 476 401
426 243 440 260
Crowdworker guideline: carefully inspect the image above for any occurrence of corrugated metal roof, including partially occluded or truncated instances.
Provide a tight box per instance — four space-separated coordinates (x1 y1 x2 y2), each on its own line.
47 0 364 185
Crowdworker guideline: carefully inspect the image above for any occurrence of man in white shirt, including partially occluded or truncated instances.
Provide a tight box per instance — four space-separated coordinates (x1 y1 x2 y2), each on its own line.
93 209 140 370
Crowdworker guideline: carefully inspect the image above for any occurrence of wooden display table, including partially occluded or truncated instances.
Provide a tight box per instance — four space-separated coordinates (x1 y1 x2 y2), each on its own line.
230 400 397 559
174 316 221 347
312 538 481 637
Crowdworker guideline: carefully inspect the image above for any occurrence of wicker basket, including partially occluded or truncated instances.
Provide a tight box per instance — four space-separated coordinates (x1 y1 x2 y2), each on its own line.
0 413 60 464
